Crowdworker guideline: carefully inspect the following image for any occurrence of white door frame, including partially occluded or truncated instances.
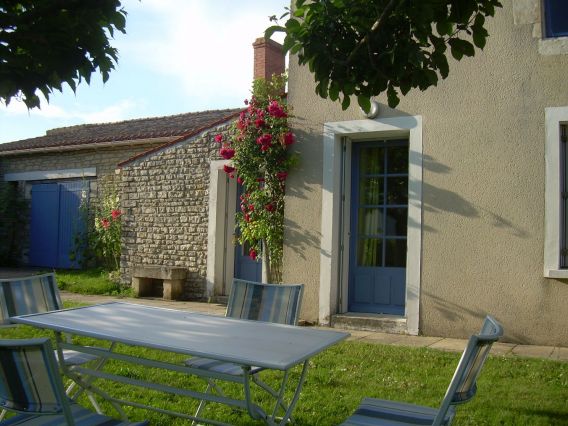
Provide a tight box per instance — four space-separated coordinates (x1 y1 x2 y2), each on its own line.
320 116 423 335
206 160 238 297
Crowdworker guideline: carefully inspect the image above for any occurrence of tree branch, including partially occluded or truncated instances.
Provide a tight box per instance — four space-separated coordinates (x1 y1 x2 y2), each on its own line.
347 0 402 64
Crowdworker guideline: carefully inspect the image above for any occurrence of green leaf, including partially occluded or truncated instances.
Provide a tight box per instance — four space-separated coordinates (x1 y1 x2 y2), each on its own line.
293 7 305 17
265 25 285 40
473 30 486 49
357 95 371 113
329 82 340 101
432 51 449 78
399 79 411 96
448 39 464 60
459 39 475 57
436 20 453 36
341 94 351 110
387 85 400 108
285 18 301 32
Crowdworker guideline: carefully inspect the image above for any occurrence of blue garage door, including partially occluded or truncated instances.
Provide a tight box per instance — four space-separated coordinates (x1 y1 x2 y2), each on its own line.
29 181 88 269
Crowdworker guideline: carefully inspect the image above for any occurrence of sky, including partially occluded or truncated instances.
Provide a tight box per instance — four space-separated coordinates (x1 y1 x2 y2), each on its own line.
0 0 288 144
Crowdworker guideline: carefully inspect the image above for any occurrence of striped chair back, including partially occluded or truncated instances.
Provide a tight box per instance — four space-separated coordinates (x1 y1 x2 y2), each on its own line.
0 338 73 421
0 273 62 325
432 315 503 425
226 279 304 325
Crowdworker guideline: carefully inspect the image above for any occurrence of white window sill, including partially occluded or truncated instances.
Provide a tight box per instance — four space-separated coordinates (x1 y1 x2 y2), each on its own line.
539 37 568 55
545 269 568 279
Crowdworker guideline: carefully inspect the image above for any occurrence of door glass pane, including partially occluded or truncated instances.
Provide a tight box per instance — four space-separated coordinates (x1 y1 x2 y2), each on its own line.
359 177 384 205
386 176 408 205
385 239 407 267
360 147 384 174
387 145 408 173
358 208 383 235
385 208 407 236
357 238 383 266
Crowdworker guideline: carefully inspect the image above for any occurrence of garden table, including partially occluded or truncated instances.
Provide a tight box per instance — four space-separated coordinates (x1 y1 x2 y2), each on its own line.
11 302 349 425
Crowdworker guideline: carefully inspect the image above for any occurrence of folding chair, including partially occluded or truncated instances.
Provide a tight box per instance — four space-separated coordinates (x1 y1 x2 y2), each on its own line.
340 315 504 426
184 278 304 421
0 273 103 418
0 273 100 363
0 338 147 425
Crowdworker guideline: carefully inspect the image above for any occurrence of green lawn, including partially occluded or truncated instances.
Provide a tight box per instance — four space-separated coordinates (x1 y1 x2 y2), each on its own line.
55 268 133 296
1 307 567 426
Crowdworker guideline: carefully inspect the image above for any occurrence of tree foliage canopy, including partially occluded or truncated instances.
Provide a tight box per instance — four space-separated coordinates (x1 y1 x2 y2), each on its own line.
267 0 502 111
0 0 126 108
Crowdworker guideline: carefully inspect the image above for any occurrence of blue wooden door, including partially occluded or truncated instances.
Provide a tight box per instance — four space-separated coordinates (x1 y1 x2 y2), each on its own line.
29 181 87 269
29 183 60 267
348 141 408 314
58 181 87 268
234 184 262 281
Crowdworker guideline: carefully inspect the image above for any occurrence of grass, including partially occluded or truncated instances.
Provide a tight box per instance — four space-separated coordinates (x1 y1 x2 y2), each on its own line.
8 271 567 424
1 308 567 426
55 268 134 297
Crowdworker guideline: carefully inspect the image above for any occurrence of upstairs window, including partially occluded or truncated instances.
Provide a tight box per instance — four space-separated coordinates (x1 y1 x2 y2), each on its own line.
543 0 568 38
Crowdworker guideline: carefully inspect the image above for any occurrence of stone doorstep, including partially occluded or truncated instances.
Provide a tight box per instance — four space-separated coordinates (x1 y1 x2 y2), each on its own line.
331 313 407 334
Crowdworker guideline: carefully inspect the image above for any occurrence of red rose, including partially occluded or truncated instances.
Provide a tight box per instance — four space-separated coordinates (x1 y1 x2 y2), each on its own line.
267 100 287 118
223 164 235 174
249 248 257 260
219 146 235 160
256 134 272 145
283 132 295 146
276 171 288 181
237 176 244 184
100 218 110 229
214 134 223 143
111 209 122 220
265 203 275 212
254 118 265 128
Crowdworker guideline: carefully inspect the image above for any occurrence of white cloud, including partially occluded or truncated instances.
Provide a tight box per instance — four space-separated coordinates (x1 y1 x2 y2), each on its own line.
80 100 139 123
1 95 139 123
119 0 288 106
0 1 289 143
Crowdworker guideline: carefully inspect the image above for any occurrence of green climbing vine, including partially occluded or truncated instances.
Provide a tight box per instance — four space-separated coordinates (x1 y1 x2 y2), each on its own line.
216 75 296 282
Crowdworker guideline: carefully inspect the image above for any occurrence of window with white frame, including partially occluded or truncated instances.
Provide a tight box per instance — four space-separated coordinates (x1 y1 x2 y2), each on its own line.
544 107 568 277
560 124 568 267
512 0 568 55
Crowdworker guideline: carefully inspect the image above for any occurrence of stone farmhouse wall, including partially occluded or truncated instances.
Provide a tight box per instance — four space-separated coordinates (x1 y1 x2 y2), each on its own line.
0 145 157 178
0 144 160 265
119 124 231 300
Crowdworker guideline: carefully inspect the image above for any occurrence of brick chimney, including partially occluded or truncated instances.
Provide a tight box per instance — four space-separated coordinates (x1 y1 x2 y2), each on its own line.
253 37 285 80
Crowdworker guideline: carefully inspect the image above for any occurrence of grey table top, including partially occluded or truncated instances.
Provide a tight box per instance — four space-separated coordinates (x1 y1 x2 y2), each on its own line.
12 302 349 371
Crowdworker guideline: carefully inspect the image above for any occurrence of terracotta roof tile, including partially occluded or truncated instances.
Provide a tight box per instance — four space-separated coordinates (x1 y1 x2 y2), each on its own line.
0 108 242 154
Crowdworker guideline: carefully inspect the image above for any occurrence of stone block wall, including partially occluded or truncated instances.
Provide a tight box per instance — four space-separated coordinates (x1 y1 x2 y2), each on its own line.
0 143 161 265
119 124 231 300
0 145 158 178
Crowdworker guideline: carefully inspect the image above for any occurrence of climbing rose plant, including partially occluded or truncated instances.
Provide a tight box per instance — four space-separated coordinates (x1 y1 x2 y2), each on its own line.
217 75 296 282
74 176 122 271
